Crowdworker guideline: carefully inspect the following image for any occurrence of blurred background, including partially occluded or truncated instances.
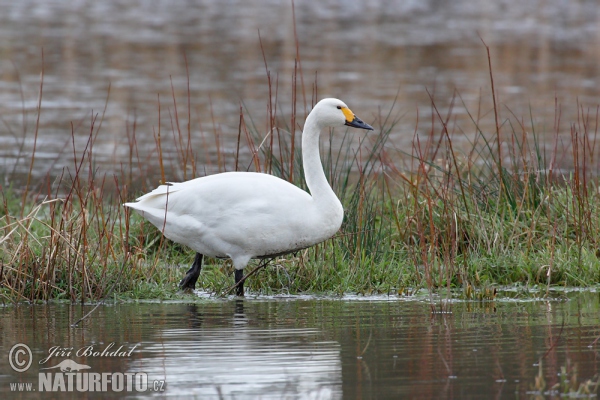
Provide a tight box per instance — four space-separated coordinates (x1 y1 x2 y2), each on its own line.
1 0 599 184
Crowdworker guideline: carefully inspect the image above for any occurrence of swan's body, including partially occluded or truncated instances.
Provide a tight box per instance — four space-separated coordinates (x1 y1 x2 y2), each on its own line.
124 98 373 295
130 171 341 264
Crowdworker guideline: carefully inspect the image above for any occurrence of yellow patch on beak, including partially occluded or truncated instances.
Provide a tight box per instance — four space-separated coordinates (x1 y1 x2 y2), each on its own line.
341 107 355 123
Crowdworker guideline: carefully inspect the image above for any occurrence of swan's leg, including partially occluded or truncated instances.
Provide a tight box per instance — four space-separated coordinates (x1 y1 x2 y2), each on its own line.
234 269 244 297
179 253 203 290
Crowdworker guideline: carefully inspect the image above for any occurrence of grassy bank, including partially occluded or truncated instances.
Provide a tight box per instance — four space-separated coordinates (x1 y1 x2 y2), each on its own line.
1 54 599 303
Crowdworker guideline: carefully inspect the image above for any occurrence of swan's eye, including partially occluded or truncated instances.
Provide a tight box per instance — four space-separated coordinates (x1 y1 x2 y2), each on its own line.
337 106 342 110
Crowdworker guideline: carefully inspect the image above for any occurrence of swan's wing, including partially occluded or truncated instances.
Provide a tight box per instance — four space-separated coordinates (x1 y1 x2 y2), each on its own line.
125 172 311 214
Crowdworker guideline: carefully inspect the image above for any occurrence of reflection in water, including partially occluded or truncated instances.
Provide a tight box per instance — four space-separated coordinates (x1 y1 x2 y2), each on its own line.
233 299 248 327
0 293 598 398
131 300 342 398
1 1 600 185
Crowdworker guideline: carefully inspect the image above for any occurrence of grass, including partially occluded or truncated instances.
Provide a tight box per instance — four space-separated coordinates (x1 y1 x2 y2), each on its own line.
1 44 600 304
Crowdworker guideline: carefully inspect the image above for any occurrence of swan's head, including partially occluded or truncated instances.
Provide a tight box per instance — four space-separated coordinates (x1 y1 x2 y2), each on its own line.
311 98 374 131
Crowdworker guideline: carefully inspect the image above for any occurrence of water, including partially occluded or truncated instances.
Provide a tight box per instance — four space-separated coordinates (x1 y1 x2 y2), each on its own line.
1 291 599 398
1 0 600 185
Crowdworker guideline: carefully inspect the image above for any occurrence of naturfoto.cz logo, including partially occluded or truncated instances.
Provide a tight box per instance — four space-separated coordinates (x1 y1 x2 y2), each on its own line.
7 343 166 393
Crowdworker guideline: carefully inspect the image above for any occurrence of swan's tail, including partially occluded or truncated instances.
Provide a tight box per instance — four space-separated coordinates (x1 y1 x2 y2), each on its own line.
124 184 181 221
132 182 184 202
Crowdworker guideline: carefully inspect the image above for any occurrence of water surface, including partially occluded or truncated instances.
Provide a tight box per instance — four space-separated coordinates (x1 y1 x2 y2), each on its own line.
1 291 599 398
1 0 600 184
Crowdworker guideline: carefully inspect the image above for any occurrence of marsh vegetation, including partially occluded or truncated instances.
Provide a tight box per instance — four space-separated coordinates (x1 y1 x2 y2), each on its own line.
1 42 599 304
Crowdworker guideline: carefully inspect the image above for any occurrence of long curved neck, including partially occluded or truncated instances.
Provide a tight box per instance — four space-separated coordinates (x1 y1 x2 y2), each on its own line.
302 114 338 205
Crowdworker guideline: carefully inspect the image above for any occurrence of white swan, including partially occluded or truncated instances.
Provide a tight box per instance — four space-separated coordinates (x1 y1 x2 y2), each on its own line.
124 98 373 295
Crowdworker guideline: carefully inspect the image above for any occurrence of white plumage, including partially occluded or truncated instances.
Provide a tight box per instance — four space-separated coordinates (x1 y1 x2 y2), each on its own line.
124 98 373 295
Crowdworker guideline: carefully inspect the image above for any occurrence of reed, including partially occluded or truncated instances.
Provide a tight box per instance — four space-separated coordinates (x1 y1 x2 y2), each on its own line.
1 45 599 303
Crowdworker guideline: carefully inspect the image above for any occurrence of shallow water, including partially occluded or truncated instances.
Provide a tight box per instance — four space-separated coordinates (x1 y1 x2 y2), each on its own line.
1 0 600 184
1 291 599 399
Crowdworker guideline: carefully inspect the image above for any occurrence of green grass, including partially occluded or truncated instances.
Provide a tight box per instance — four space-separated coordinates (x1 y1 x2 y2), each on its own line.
1 49 600 303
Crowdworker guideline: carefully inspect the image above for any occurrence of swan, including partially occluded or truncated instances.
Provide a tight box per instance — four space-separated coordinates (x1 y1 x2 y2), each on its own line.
124 98 373 296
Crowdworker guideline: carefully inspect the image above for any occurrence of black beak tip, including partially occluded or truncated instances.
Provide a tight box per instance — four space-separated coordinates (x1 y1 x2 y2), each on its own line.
346 118 374 131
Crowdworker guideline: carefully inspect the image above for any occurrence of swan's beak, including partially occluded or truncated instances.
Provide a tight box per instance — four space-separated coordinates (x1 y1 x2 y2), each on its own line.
345 116 374 131
342 107 374 130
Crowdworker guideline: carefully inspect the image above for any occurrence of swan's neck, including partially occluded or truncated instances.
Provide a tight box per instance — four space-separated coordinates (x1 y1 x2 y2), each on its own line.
302 116 340 209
